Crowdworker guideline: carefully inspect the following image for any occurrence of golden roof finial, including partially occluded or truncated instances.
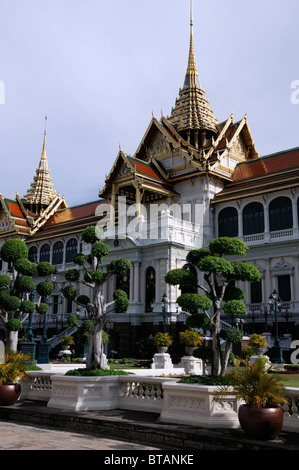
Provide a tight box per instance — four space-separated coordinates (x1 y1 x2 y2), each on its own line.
168 0 218 134
24 115 56 213
40 115 48 167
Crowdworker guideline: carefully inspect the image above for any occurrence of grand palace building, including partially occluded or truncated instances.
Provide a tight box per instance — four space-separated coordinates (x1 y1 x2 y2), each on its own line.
1 7 299 360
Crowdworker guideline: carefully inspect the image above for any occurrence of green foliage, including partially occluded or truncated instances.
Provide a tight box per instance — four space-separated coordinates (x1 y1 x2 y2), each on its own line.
197 255 233 276
36 262 56 277
177 293 212 312
0 239 28 263
7 318 22 331
20 300 35 314
209 237 248 257
213 357 288 408
77 295 90 306
14 259 34 276
193 345 213 361
186 313 210 330
91 270 107 285
248 333 268 349
83 269 92 283
62 285 77 300
179 328 203 347
65 268 80 282
109 259 131 276
164 268 197 287
35 303 49 315
81 225 102 244
67 315 80 327
0 274 10 288
223 284 245 301
82 319 93 331
178 375 230 386
0 289 9 306
223 299 247 316
186 248 211 264
15 275 35 293
61 335 74 346
72 253 87 266
3 296 21 311
113 289 128 299
91 242 109 261
113 289 130 312
153 332 173 346
114 295 129 313
36 281 54 297
0 351 32 385
231 262 261 282
65 368 132 377
219 327 243 344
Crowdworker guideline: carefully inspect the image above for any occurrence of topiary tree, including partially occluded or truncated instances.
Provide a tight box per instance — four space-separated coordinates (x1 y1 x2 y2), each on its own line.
0 239 55 351
62 225 131 370
165 237 261 375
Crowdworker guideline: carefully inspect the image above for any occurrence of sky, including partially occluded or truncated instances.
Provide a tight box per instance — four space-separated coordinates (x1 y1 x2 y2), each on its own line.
0 0 298 207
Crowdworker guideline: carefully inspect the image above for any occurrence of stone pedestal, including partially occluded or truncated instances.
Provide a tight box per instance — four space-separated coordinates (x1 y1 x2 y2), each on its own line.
180 356 203 375
151 352 173 369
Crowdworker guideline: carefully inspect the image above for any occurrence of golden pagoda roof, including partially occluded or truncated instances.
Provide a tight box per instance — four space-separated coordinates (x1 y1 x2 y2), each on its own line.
167 2 218 134
24 116 57 210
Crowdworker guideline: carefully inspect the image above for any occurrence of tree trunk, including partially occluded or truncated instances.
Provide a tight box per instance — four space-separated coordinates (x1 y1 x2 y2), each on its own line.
7 330 18 352
221 340 231 376
211 302 221 376
85 289 109 370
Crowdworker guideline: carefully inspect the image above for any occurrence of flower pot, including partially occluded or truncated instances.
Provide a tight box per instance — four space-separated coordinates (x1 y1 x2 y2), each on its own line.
157 346 168 353
0 384 22 406
238 404 284 440
185 346 195 356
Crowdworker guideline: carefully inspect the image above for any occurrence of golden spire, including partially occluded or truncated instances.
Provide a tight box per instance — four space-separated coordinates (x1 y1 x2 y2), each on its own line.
168 0 218 140
24 115 57 214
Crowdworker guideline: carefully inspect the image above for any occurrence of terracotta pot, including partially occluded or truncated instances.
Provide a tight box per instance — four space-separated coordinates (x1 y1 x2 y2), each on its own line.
238 404 284 440
0 384 22 406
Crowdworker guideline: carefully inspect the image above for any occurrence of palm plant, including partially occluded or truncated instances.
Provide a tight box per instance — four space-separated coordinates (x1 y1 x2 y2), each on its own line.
0 351 31 385
213 356 288 408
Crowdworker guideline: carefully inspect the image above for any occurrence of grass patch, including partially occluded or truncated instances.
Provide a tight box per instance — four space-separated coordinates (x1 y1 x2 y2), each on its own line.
178 375 230 386
65 368 133 377
269 373 299 388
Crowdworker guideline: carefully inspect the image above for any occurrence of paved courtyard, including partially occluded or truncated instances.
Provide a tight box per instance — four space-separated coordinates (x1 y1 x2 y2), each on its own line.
0 420 163 451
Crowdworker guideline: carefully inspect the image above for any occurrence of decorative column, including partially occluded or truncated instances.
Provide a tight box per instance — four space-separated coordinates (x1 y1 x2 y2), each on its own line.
133 261 140 302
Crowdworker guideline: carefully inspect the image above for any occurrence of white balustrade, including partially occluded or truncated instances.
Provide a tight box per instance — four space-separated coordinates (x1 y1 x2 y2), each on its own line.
20 370 299 433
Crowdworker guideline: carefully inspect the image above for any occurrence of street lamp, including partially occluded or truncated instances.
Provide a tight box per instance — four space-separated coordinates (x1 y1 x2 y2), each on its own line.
268 289 284 364
161 293 169 334
21 288 36 358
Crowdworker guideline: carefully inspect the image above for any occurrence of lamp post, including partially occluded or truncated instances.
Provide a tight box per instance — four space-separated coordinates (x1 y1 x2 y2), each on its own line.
37 296 50 364
161 293 169 334
268 289 284 364
21 289 36 358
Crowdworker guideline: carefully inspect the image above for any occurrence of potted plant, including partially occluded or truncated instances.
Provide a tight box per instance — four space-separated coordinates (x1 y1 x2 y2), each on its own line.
213 356 288 440
179 328 203 355
153 332 173 353
61 335 75 350
248 333 268 355
0 351 31 405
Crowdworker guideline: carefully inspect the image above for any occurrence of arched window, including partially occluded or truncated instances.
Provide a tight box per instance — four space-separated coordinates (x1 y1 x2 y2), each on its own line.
269 197 293 232
66 238 78 263
52 241 64 265
40 244 50 262
218 207 238 237
116 268 130 298
28 246 38 263
145 267 156 312
243 202 264 235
